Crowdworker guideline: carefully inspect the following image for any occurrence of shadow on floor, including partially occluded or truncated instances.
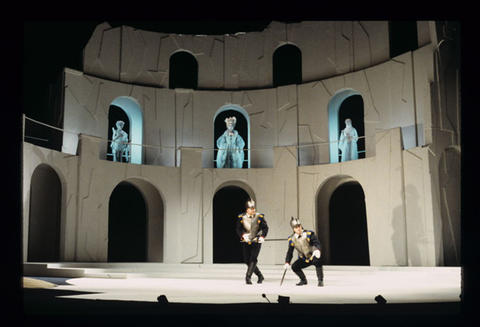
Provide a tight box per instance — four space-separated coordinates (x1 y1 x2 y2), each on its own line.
19 288 465 327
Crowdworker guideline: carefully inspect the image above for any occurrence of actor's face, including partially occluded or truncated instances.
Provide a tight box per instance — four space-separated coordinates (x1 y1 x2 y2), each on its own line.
294 225 302 235
246 207 256 216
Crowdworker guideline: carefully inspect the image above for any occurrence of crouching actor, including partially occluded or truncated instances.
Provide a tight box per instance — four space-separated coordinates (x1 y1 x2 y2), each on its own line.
284 217 324 287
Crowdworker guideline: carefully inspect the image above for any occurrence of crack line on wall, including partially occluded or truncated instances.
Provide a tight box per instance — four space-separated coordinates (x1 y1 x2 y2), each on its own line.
363 70 381 121
320 80 332 96
357 21 373 67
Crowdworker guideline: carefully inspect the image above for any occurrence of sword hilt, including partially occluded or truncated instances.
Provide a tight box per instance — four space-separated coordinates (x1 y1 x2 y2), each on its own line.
240 237 259 244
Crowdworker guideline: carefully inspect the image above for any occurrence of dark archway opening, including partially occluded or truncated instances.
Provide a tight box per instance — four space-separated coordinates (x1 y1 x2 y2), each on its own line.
214 109 248 168
108 105 130 162
389 21 418 58
169 51 198 90
329 182 370 265
338 95 365 162
273 44 302 87
108 181 147 262
28 164 61 262
213 186 250 263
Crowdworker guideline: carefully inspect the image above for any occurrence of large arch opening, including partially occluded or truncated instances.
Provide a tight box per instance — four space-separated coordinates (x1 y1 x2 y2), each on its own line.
108 181 147 262
214 105 250 168
109 96 144 164
213 186 251 263
169 51 198 90
329 181 370 265
389 21 418 58
108 179 164 262
28 164 61 262
273 44 302 87
316 175 369 265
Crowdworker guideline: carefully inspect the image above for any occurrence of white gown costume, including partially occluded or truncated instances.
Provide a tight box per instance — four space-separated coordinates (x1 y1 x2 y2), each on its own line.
216 117 245 168
338 118 358 162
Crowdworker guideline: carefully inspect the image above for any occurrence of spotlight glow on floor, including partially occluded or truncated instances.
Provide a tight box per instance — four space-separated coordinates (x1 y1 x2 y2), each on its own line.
51 267 461 305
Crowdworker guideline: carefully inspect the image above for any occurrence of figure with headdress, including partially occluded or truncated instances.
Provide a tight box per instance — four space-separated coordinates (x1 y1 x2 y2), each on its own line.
216 116 245 168
284 217 324 286
236 199 269 285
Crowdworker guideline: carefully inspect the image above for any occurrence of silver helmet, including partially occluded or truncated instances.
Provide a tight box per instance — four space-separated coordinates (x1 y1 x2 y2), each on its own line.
245 199 255 209
290 217 302 229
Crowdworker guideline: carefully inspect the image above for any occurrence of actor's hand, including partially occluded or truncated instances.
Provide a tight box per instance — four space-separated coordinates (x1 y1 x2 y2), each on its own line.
258 236 265 243
313 249 321 258
242 234 250 242
284 263 290 270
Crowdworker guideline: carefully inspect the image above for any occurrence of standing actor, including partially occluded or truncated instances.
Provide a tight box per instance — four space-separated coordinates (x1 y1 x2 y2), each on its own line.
236 199 269 285
284 217 324 286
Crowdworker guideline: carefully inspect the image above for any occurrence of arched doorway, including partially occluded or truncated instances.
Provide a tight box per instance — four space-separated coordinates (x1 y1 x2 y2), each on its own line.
273 44 302 87
329 181 370 265
108 181 147 262
28 164 61 262
169 51 198 90
213 186 251 263
389 21 418 58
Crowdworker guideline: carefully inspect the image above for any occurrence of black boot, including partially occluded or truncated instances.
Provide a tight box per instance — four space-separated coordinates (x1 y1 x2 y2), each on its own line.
295 270 307 286
316 266 324 287
246 262 256 285
296 279 308 286
254 266 264 284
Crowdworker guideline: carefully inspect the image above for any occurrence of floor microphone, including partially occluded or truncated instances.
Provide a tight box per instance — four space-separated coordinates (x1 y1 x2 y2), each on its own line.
261 293 271 304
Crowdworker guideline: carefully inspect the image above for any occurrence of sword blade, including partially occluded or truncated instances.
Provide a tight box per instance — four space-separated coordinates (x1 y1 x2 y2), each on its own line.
240 238 286 243
280 268 287 286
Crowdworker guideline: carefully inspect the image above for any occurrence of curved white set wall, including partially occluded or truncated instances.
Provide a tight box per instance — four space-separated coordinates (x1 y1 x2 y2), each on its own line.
23 21 461 267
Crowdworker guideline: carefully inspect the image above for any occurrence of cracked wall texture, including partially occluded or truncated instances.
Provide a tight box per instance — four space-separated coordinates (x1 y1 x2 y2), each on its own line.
83 21 390 90
24 21 460 266
63 47 427 168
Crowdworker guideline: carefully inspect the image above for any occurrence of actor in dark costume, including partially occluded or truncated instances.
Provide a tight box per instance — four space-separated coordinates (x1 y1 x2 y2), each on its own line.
284 217 324 286
236 199 269 285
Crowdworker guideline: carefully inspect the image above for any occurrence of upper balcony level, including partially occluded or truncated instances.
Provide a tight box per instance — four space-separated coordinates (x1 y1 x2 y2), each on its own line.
25 114 382 169
83 21 431 91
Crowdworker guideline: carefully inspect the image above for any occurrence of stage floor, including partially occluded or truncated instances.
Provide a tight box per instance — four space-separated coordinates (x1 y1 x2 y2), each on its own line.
24 264 461 305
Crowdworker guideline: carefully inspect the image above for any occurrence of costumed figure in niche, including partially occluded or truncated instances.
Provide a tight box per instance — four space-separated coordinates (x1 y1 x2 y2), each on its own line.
284 217 324 286
338 118 359 162
216 116 245 168
236 199 269 285
111 120 130 162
